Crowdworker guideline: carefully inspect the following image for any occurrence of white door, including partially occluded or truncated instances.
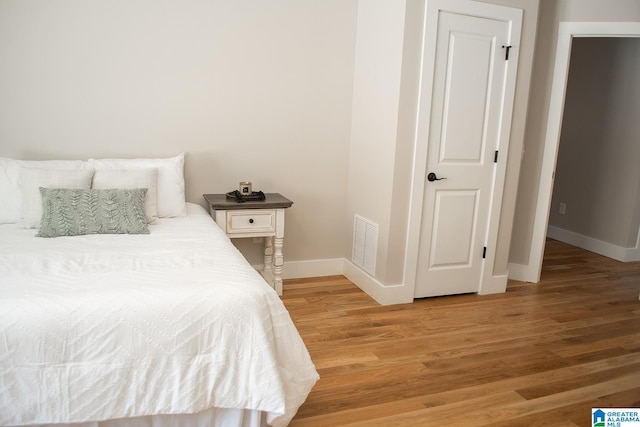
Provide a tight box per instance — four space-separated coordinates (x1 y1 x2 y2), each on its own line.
414 2 521 298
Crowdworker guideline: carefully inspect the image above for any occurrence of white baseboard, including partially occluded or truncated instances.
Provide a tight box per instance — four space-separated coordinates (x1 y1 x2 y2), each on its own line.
624 247 640 262
342 260 413 305
258 257 518 304
508 262 540 283
546 225 640 262
252 258 344 280
260 258 412 305
282 258 345 279
478 274 508 294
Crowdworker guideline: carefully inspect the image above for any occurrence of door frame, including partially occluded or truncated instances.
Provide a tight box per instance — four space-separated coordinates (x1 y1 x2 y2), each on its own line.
525 22 640 283
404 0 522 297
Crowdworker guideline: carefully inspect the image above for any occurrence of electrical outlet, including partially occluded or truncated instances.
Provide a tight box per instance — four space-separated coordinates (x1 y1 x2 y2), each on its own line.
559 203 566 215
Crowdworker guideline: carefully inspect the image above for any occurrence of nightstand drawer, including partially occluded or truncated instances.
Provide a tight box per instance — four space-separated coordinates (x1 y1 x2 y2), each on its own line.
226 210 276 234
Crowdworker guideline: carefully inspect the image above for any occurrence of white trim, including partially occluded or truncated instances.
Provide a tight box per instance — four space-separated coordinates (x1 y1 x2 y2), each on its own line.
477 273 508 295
277 257 416 304
630 226 640 262
402 0 433 302
625 247 640 263
343 260 412 305
262 257 514 304
507 262 534 282
252 259 343 280
281 258 345 279
527 22 640 284
480 5 523 292
547 226 640 263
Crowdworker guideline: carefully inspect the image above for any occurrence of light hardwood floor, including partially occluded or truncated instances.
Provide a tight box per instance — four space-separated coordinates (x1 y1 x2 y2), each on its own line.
283 239 640 426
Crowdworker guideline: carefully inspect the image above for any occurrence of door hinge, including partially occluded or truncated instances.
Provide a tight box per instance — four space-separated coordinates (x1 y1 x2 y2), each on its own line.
494 150 499 163
502 45 512 60
482 246 487 259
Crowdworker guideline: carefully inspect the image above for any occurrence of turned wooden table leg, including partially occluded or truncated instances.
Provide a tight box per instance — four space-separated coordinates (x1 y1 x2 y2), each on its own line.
264 236 273 273
273 236 284 296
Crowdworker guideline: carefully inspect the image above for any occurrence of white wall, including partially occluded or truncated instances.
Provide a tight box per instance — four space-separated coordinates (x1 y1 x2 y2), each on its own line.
345 0 408 284
508 0 640 269
343 0 424 304
0 0 358 267
548 38 640 256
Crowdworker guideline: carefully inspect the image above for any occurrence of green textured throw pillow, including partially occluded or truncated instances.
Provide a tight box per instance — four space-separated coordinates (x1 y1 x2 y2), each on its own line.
37 188 149 238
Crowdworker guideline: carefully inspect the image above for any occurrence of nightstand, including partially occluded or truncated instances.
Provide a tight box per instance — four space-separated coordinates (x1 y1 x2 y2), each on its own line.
203 193 293 296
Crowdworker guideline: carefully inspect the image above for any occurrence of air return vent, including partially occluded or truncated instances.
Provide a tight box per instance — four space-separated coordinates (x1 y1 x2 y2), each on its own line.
352 214 378 276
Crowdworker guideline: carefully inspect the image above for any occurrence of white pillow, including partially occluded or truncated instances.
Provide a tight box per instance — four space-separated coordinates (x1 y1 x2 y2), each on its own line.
92 168 159 222
19 167 94 228
89 153 186 218
0 158 90 224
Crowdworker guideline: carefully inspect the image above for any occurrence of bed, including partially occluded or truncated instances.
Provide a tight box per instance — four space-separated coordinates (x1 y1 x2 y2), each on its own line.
0 154 319 427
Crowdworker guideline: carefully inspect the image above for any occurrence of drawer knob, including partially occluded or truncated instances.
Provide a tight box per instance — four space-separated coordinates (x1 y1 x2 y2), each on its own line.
249 218 254 224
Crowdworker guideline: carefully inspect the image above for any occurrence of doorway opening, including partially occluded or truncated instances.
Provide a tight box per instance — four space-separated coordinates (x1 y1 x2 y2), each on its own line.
528 22 640 283
546 36 640 263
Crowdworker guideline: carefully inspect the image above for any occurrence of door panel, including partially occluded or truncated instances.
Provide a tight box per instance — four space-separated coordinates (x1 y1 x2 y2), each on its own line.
415 9 513 298
441 30 494 163
430 190 478 267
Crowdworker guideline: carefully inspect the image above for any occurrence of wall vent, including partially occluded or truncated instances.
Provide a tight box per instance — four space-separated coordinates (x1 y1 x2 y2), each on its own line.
352 214 378 276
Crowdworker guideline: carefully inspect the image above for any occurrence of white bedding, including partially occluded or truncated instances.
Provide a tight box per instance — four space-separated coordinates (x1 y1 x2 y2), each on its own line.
0 203 318 427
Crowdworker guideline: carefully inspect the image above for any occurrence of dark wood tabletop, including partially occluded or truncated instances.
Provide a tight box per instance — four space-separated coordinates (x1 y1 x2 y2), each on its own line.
203 193 293 210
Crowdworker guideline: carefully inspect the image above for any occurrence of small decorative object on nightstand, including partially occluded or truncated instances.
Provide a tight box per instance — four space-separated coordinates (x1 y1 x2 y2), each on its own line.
203 193 293 296
238 181 252 196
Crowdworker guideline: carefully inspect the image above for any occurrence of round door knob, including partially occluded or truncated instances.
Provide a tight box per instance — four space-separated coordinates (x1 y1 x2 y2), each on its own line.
249 218 254 224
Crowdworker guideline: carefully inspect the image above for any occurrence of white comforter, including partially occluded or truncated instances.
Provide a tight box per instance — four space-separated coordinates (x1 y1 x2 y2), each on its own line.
0 203 318 427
